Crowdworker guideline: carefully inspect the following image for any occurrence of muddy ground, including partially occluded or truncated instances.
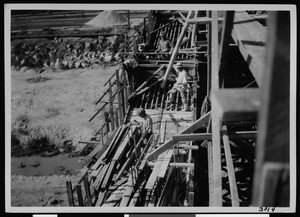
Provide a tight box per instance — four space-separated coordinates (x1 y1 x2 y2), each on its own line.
10 64 118 206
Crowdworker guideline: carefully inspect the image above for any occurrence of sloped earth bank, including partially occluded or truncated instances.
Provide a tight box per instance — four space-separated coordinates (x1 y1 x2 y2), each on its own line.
10 65 118 206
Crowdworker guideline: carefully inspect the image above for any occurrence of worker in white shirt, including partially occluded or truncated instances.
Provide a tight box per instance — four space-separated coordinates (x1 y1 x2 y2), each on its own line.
169 62 192 111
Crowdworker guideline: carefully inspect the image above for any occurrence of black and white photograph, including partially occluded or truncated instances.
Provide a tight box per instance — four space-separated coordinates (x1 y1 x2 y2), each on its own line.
4 4 296 213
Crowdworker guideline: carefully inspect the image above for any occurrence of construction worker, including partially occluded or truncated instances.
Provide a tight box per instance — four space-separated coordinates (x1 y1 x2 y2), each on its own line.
137 108 153 134
155 31 171 60
169 62 192 111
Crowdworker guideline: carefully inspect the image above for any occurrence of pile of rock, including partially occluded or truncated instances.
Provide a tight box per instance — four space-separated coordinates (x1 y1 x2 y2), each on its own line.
11 35 126 71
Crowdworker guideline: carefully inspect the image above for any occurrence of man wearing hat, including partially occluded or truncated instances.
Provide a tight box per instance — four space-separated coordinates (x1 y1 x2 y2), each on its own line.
169 62 193 111
155 31 171 60
137 108 153 134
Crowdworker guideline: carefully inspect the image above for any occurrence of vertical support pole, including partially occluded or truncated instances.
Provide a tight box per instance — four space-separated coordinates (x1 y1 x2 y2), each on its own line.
161 10 193 88
218 11 234 88
100 126 104 146
115 69 123 123
133 37 137 56
83 173 92 206
108 80 115 131
66 181 75 206
115 110 119 128
143 17 147 42
210 10 223 207
206 10 212 102
104 111 110 138
122 69 129 110
127 10 130 29
191 10 198 47
76 184 84 206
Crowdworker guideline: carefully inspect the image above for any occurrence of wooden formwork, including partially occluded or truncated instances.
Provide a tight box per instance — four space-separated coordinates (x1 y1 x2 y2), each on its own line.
66 10 290 208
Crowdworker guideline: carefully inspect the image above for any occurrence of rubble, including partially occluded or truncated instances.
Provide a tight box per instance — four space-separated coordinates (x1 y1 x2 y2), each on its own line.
11 36 126 71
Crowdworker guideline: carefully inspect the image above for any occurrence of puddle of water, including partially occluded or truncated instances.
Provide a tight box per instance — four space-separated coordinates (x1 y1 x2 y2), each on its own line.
11 154 83 176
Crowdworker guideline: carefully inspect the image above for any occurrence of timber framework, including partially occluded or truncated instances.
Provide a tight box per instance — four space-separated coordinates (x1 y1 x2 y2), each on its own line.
65 10 291 207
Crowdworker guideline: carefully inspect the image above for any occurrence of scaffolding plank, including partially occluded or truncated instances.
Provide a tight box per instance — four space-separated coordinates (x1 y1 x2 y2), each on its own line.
232 11 267 86
91 163 110 191
100 160 117 190
157 149 174 178
94 191 106 206
112 125 137 161
145 151 167 190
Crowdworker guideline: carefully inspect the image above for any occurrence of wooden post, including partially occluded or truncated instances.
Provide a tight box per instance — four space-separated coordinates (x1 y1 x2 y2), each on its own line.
206 11 212 102
104 112 110 137
76 184 84 206
191 10 198 47
252 11 291 207
100 126 104 146
115 110 119 128
83 174 92 206
222 125 239 207
127 10 130 28
210 10 222 206
66 181 75 206
122 69 129 110
115 69 123 123
161 10 193 88
108 80 115 131
219 11 234 88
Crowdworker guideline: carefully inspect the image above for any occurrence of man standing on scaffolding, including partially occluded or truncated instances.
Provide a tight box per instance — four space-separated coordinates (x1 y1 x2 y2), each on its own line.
155 31 171 60
169 62 192 111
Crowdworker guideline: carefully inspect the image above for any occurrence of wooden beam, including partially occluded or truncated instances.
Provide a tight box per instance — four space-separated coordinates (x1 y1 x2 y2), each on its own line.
222 125 240 207
157 149 174 178
178 144 199 150
112 126 137 161
212 88 260 122
148 162 194 168
76 184 84 206
207 141 214 206
159 119 167 144
172 133 211 142
219 11 235 88
115 69 123 123
147 111 210 160
66 181 75 206
100 161 117 190
232 11 267 86
114 130 148 181
210 10 223 206
161 10 194 88
191 10 198 47
108 80 115 131
83 173 92 206
252 11 291 207
145 151 167 190
186 17 224 24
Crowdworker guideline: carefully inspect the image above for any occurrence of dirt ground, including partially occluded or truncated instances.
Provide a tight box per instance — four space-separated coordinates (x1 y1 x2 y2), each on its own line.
10 64 119 206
